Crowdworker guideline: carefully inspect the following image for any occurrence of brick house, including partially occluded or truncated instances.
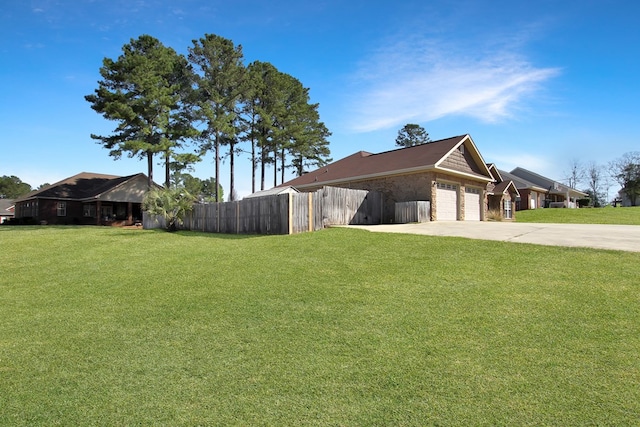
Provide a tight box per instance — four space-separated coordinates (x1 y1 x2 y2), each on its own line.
13 172 150 226
499 167 587 210
279 134 517 222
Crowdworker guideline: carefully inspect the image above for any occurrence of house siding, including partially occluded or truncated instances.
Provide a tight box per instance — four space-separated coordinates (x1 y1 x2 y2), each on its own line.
440 147 484 175
515 189 534 210
100 175 148 202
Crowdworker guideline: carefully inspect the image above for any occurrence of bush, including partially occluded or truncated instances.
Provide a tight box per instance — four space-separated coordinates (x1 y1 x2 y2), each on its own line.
142 187 196 232
486 209 503 221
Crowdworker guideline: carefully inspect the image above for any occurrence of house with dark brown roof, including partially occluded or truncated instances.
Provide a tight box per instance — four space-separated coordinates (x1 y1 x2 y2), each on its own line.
13 172 150 226
486 164 520 220
499 167 587 210
279 134 499 222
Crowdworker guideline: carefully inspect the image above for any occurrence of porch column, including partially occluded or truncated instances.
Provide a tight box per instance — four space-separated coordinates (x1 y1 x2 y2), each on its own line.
96 200 102 225
127 202 133 224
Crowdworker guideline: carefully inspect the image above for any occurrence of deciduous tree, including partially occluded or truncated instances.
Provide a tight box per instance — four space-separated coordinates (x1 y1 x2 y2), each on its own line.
609 151 640 206
585 162 608 207
564 158 585 190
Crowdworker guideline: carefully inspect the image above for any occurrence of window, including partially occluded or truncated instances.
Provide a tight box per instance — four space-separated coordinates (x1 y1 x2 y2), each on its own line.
437 182 457 190
57 202 66 217
101 205 113 220
465 187 480 194
83 204 96 217
504 200 512 219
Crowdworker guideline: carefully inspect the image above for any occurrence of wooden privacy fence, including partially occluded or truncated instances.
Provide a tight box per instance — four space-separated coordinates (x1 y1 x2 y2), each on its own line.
395 201 431 223
143 186 382 235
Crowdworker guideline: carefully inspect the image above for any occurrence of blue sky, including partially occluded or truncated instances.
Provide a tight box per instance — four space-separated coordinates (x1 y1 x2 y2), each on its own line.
2 0 639 198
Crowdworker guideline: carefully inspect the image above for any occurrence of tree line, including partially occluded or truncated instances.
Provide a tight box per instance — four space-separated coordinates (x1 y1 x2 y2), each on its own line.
564 152 640 207
85 34 331 201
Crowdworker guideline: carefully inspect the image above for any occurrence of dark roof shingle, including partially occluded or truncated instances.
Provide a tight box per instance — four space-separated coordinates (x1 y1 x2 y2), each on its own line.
282 135 490 188
15 172 143 202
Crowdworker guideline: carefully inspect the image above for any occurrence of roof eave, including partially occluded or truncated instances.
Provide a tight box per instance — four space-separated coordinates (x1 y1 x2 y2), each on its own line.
292 164 492 190
434 167 493 183
293 165 438 189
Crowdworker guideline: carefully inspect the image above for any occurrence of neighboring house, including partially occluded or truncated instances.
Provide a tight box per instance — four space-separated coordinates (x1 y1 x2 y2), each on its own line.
485 164 519 220
0 199 14 224
499 167 587 210
13 172 151 226
279 134 496 222
244 186 299 199
616 188 637 207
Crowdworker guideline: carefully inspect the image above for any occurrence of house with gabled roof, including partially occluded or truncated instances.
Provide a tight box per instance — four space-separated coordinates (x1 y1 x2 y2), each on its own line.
500 167 587 210
13 172 151 226
485 164 520 220
278 134 496 222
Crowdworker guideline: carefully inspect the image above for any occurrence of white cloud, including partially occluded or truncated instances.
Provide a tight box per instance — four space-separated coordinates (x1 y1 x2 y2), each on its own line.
346 34 560 132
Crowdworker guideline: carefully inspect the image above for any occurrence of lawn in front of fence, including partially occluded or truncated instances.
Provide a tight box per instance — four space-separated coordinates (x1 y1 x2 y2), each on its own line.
1 226 639 425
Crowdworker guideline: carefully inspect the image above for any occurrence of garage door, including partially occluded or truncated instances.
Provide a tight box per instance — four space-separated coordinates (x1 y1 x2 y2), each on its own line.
436 183 458 220
464 187 481 221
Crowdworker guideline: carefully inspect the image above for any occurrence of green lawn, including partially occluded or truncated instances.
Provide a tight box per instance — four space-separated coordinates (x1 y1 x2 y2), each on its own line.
516 205 640 224
1 226 639 425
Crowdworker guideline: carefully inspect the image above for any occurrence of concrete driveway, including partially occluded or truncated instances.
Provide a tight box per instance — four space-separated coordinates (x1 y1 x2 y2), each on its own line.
344 221 640 252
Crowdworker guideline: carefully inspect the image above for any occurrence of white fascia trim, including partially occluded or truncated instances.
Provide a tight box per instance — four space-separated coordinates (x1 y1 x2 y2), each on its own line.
434 167 493 183
435 134 493 178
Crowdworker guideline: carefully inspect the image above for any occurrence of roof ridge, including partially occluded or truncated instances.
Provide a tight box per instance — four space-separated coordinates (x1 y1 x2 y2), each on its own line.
369 134 468 157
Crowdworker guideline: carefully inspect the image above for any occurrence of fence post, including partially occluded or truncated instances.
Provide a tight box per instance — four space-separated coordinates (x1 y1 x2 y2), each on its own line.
307 192 313 232
288 192 293 235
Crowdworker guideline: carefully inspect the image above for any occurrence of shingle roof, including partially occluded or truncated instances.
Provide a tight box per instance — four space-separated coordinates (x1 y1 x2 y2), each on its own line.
281 135 492 188
498 169 546 192
492 180 520 196
501 167 587 196
0 199 14 215
15 172 145 202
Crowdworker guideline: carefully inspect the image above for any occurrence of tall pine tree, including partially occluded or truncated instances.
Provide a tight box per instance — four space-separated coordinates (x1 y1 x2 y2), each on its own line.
188 34 244 202
86 35 192 187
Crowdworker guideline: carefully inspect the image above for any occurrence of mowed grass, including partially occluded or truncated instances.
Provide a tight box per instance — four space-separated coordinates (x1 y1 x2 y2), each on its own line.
516 205 640 224
1 226 639 425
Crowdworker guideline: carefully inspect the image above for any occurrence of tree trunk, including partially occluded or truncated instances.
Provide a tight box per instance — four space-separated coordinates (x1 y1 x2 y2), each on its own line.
273 148 277 188
280 147 286 184
251 136 256 194
146 151 154 188
215 132 220 202
164 150 170 188
260 147 266 191
229 141 235 201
